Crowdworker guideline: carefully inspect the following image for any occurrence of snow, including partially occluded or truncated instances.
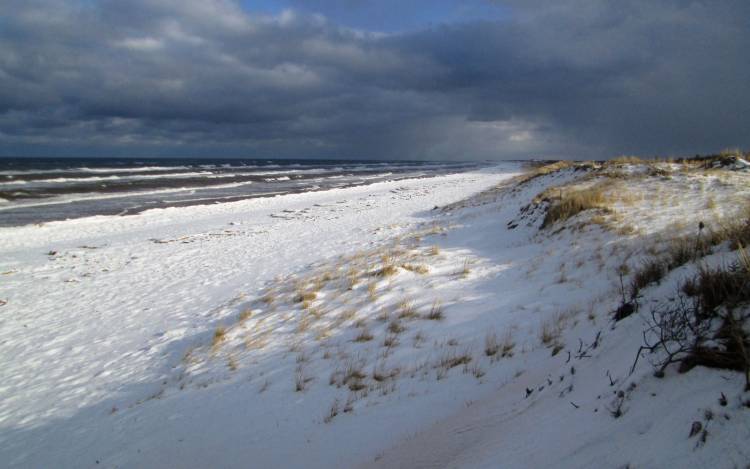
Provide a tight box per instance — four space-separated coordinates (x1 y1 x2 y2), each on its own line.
1 161 749 468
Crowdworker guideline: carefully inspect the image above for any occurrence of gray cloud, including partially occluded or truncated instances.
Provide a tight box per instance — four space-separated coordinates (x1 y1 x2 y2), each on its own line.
0 0 748 160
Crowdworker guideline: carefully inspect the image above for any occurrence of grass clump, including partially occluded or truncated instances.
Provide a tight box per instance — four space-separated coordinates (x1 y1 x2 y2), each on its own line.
459 259 471 278
438 349 473 369
500 332 516 358
294 366 311 392
367 282 378 302
667 237 699 269
260 292 276 305
484 330 499 357
211 326 227 349
539 318 563 351
706 211 750 250
324 399 339 423
353 327 374 343
383 334 399 348
341 361 367 391
541 186 608 229
388 320 406 334
295 291 317 303
629 258 667 299
685 261 750 314
238 309 253 322
402 263 429 274
397 298 418 320
425 300 444 320
375 264 399 277
609 155 646 165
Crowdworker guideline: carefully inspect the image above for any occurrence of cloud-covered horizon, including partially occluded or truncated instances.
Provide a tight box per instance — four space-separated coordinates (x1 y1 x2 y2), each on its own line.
1 0 748 160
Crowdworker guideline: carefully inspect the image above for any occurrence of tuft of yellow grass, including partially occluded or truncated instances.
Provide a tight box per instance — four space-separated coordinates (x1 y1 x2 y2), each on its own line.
539 317 564 351
354 327 374 342
609 155 645 165
402 263 429 274
227 356 238 371
367 281 378 302
425 299 444 320
239 309 253 322
295 291 317 303
397 298 418 319
541 186 609 229
297 315 312 334
212 326 227 349
261 291 276 305
374 264 399 277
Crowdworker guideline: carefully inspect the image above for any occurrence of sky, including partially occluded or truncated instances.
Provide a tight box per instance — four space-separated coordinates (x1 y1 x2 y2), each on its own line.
0 0 748 160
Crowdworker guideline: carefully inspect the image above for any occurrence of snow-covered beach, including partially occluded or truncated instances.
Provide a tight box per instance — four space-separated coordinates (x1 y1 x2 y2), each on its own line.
2 160 749 468
0 165 519 467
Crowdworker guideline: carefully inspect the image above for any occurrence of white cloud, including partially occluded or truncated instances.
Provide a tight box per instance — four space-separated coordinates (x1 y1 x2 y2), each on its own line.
115 37 164 51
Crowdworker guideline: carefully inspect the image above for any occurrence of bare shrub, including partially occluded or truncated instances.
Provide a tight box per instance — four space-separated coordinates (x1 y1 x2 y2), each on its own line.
633 253 750 389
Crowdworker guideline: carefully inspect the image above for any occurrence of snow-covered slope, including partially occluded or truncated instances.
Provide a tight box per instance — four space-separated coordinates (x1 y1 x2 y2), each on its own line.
1 161 748 468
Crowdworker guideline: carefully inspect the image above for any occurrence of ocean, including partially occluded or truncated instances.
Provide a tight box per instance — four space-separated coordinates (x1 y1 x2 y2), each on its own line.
0 157 486 227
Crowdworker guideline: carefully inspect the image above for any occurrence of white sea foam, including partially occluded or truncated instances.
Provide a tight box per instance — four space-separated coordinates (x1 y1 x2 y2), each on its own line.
0 171 221 187
0 180 256 211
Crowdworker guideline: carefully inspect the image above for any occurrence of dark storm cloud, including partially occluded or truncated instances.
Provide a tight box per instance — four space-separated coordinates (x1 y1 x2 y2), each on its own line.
0 0 748 159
